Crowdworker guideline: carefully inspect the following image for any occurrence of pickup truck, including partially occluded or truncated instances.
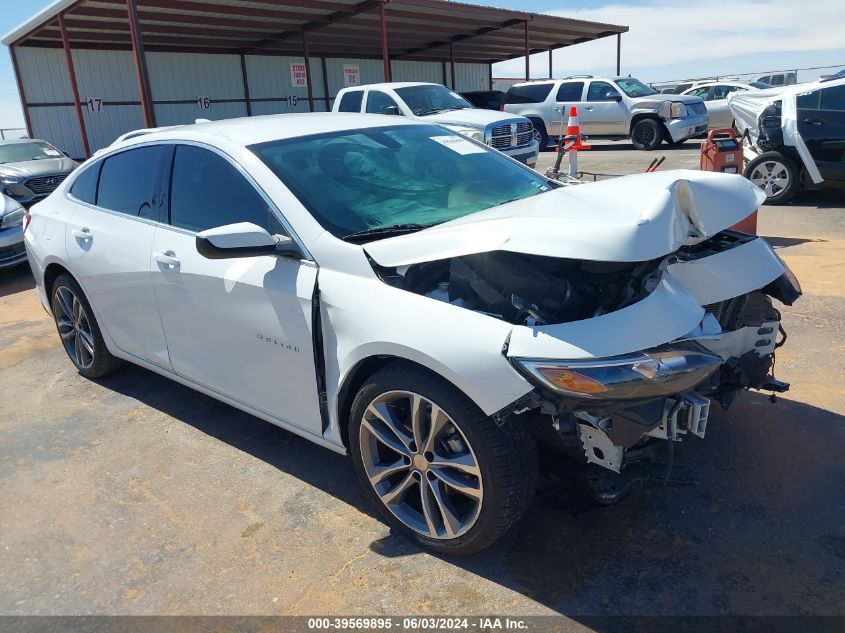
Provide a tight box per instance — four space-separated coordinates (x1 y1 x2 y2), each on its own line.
333 82 540 166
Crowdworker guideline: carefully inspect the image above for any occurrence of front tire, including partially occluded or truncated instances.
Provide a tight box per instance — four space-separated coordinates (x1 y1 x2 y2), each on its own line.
744 151 800 205
630 118 663 150
349 363 538 555
51 273 122 378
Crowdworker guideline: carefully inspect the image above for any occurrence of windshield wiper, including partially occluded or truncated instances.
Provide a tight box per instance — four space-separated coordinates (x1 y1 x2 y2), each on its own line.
343 223 430 243
418 106 468 116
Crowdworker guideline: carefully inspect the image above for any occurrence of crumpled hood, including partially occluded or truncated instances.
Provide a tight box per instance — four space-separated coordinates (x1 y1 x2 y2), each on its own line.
0 157 77 178
365 170 765 267
632 93 704 108
422 108 526 129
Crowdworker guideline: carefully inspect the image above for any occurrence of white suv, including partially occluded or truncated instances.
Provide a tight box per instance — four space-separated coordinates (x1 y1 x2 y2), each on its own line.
24 114 799 554
504 76 709 150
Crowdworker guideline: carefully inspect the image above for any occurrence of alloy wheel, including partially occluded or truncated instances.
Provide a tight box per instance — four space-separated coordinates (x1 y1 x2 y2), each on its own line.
358 390 483 540
749 160 791 198
53 286 95 370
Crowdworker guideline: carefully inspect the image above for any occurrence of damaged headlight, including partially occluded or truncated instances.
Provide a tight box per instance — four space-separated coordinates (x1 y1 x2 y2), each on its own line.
670 102 688 119
512 346 723 400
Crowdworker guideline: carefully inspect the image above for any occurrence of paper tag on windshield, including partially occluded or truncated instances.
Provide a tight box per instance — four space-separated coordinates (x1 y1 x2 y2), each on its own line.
431 135 486 155
44 149 62 157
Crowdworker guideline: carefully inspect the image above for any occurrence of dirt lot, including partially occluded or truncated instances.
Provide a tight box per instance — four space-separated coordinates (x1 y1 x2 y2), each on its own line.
1 140 844 619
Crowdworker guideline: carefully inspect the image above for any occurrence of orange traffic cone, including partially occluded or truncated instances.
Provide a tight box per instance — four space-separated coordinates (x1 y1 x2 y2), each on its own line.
564 106 591 150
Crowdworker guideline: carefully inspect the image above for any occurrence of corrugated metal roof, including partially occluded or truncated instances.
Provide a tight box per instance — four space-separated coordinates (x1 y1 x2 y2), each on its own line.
2 0 628 64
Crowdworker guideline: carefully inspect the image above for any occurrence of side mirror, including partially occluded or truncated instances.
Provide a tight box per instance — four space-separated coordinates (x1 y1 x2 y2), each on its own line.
382 105 402 116
196 222 303 260
606 93 623 102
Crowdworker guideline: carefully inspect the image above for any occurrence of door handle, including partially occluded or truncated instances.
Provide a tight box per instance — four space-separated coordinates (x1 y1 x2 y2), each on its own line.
803 118 824 125
71 228 92 242
585 106 594 111
153 251 180 267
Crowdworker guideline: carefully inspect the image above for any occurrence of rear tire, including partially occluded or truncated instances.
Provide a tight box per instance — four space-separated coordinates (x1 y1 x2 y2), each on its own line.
349 362 538 555
631 118 663 150
51 273 122 379
744 151 801 205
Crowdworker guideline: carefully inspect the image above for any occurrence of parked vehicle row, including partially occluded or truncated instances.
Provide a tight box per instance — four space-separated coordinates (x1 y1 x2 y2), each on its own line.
24 113 800 554
502 75 709 150
680 81 773 129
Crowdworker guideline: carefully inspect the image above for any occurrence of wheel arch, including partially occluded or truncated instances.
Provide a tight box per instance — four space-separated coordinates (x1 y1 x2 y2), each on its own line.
334 354 497 450
629 112 664 134
43 261 74 308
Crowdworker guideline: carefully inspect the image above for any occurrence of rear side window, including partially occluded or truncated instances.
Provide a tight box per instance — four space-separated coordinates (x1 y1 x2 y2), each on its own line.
168 145 283 234
688 86 711 99
556 82 584 102
96 146 163 218
820 85 845 111
505 83 553 104
69 162 101 205
338 90 364 112
366 90 401 114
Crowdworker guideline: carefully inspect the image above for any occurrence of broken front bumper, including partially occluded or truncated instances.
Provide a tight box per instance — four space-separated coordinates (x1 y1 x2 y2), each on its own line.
664 112 709 142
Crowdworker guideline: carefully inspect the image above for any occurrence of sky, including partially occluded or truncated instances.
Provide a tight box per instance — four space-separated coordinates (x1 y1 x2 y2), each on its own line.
1 0 844 129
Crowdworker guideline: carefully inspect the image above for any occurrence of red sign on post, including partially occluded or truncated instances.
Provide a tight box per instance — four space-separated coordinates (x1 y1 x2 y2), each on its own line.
290 63 308 88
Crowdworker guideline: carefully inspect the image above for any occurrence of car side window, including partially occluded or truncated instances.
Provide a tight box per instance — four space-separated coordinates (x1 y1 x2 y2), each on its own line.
797 90 821 110
712 85 741 100
758 76 770 85
366 90 402 114
69 161 101 205
337 90 364 112
555 82 584 102
688 86 711 99
168 145 284 235
586 81 619 101
819 85 845 111
96 146 164 218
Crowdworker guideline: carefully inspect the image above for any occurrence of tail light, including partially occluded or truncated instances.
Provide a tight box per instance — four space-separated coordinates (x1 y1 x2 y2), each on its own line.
22 210 32 234
499 104 505 112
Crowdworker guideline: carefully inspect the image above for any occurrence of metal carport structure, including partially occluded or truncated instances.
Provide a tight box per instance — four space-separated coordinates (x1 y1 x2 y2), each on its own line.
3 0 628 158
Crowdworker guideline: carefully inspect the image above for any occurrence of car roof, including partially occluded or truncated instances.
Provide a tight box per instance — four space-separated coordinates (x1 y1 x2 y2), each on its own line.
112 112 428 149
510 76 624 87
0 138 44 146
682 81 754 90
339 82 439 91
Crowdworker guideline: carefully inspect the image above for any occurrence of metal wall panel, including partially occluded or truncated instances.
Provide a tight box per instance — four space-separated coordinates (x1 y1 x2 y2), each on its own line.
391 60 444 85
147 52 244 100
324 58 385 99
449 63 490 92
82 105 145 151
28 106 84 158
72 49 140 102
15 47 72 103
245 55 325 112
154 102 248 127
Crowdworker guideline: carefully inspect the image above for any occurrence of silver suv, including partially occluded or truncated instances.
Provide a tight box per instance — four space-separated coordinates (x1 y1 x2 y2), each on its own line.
0 139 78 207
503 76 709 151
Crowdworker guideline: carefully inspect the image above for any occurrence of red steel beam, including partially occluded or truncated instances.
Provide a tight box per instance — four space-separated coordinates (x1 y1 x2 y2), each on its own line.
302 31 315 112
9 47 34 139
379 2 391 81
523 20 530 81
58 14 91 158
240 54 252 116
127 0 156 127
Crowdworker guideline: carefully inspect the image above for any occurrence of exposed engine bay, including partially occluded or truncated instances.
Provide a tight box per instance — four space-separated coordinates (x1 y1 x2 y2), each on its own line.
375 250 663 326
372 229 801 497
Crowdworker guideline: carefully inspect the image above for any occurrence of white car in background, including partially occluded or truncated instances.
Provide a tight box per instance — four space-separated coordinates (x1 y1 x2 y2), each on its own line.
24 114 800 554
682 81 773 129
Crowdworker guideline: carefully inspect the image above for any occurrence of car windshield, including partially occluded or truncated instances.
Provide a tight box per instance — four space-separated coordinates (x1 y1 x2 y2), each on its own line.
251 124 551 241
393 85 473 116
749 81 774 89
0 141 63 164
615 78 658 98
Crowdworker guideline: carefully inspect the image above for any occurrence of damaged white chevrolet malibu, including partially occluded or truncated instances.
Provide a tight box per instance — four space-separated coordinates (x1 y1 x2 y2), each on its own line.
24 114 800 555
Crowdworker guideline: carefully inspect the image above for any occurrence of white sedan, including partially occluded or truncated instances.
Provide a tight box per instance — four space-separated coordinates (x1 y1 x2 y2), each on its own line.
24 114 800 554
682 81 773 129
